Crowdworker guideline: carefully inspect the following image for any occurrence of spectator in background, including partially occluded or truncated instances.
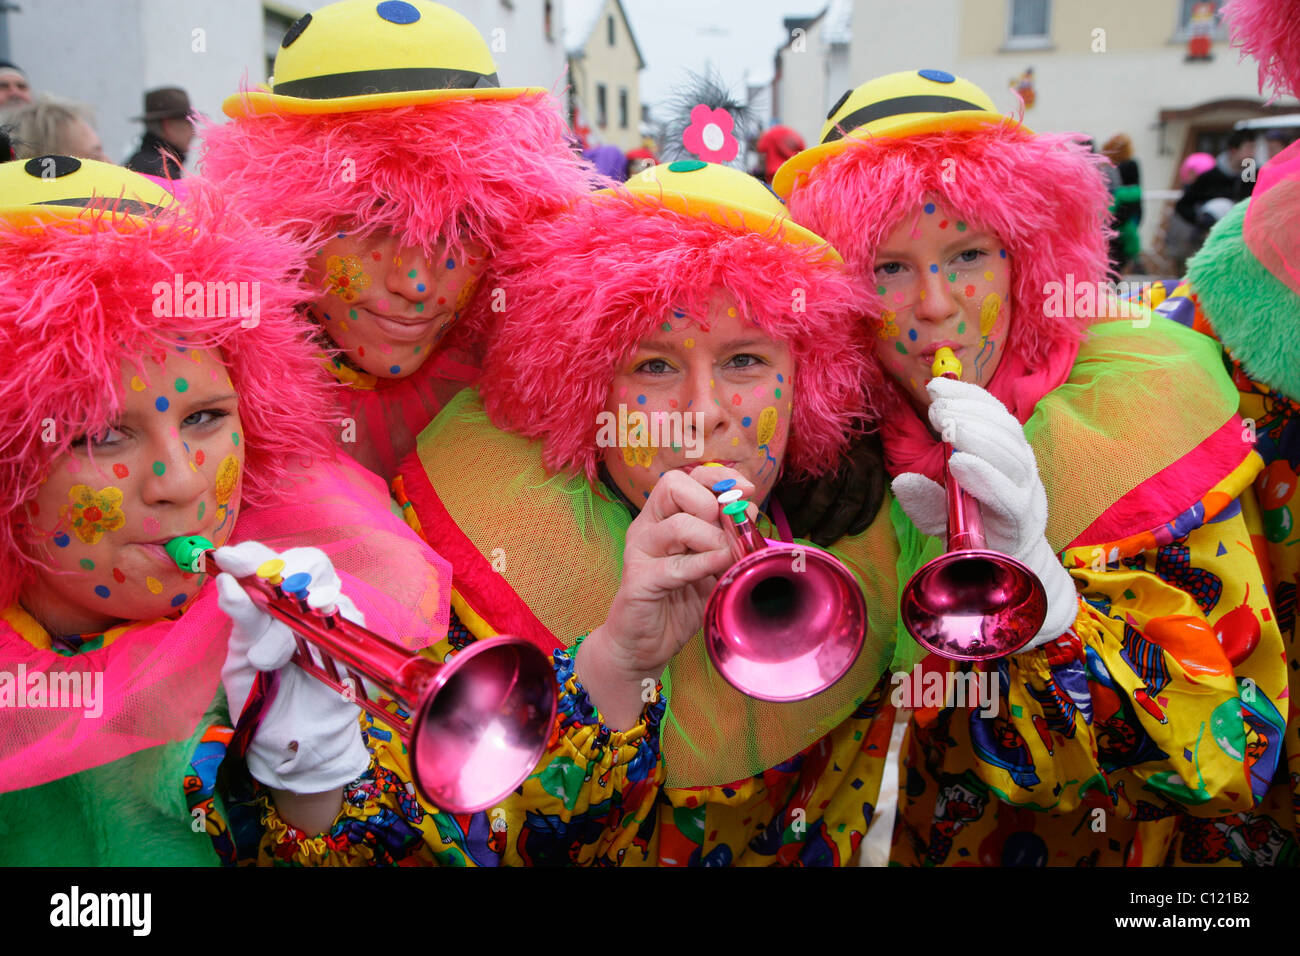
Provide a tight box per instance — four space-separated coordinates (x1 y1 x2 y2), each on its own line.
1101 133 1142 275
1175 128 1258 229
1264 127 1296 159
0 62 30 107
1 95 109 162
625 147 656 177
754 123 805 185
124 87 194 179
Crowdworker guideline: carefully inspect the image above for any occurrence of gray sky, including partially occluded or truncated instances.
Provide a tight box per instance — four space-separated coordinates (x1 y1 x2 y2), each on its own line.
621 0 821 119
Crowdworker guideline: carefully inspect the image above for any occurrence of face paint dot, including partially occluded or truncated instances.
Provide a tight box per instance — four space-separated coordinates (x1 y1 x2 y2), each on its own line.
742 416 752 427
619 386 628 399
170 593 187 607
112 463 129 478
727 307 737 318
146 577 163 594
323 312 332 321
112 568 125 583
155 396 169 412
999 249 1007 258
379 342 393 354
893 291 905 305
414 346 422 354
776 373 783 382
895 342 908 355
79 558 94 570
408 270 418 278
376 299 390 311
95 585 110 598
876 285 886 296
415 303 425 313
143 517 161 536
956 221 967 232
445 259 455 270
774 388 782 399
416 284 426 292
661 322 672 332
357 346 366 357
636 394 646 405
54 532 70 547
684 338 695 349
965 285 976 297
731 393 742 406
957 320 967 334
919 290 927 300
349 309 358 320
924 203 936 214
390 365 401 374
174 378 188 392
948 273 957 282
752 385 764 398
929 264 939 273
130 375 146 391
984 270 995 281
372 251 382 261
198 501 206 520
731 436 740 446
152 461 165 476
908 328 918 341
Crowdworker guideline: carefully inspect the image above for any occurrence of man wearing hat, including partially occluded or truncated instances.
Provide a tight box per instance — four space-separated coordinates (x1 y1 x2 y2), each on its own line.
124 86 194 178
0 61 30 107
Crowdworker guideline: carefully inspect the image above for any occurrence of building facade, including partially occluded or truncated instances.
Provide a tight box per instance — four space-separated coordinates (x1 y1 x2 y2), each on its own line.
565 0 645 151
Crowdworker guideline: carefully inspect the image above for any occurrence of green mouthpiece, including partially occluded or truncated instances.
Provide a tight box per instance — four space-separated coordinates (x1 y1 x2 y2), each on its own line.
165 535 215 573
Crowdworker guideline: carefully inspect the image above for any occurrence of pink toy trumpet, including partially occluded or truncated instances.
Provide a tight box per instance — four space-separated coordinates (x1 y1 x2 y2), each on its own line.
166 536 557 813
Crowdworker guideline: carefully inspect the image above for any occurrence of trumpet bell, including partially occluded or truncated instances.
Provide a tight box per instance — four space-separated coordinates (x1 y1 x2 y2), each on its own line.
900 549 1047 661
705 543 867 702
409 636 558 813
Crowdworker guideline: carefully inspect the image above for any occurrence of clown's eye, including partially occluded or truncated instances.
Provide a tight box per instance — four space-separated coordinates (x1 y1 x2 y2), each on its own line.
955 249 985 265
71 425 126 448
181 408 230 429
874 261 905 278
635 358 675 375
725 353 765 370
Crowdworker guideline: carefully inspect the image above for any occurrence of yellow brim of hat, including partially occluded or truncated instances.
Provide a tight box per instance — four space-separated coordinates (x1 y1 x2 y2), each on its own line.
772 109 1026 197
224 83 549 118
608 187 842 263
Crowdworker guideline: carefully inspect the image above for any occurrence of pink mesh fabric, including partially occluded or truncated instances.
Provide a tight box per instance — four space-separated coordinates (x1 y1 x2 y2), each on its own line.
1244 140 1300 298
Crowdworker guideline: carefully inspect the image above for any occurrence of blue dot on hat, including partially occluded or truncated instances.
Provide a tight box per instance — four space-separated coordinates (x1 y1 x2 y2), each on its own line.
918 69 956 84
377 1 421 25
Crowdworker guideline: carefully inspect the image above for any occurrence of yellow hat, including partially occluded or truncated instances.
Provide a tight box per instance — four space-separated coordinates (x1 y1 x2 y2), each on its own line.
0 156 174 228
612 160 842 262
772 69 1023 197
224 0 546 119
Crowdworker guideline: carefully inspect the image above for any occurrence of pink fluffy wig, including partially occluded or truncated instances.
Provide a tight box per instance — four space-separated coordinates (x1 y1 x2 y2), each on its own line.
199 94 597 267
785 126 1113 373
478 193 880 485
0 183 338 607
1225 0 1300 99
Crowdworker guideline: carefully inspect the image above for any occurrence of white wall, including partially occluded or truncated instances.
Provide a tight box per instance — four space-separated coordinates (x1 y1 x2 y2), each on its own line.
7 0 567 168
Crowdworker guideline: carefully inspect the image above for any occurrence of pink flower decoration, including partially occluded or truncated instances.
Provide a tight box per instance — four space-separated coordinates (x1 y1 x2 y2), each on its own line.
682 104 738 163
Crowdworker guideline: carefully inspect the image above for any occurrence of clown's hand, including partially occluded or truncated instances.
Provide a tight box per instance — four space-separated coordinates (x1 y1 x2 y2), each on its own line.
891 378 1079 649
216 541 370 794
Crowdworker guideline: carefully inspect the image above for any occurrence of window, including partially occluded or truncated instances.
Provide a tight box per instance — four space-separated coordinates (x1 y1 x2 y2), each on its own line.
608 14 616 46
619 88 628 129
1006 0 1050 48
596 84 608 128
544 0 554 41
1176 0 1226 37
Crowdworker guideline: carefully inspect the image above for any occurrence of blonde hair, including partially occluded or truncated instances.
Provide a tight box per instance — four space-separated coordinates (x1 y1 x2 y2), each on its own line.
1 94 98 159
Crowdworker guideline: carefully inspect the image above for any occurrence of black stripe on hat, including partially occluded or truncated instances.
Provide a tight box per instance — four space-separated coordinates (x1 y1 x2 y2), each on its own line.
273 67 501 100
822 95 987 143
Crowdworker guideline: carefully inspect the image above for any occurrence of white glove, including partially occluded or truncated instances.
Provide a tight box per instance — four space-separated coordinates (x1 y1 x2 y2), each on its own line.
217 541 371 793
891 377 1079 649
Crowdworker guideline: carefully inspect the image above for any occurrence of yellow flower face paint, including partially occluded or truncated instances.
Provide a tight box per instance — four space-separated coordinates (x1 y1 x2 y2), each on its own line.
62 484 127 545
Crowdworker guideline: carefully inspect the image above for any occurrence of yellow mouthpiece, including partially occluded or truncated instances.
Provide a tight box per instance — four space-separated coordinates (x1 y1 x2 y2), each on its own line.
932 347 962 380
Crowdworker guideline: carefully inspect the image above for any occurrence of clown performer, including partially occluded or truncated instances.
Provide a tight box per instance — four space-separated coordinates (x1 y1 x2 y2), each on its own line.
1124 0 1300 865
0 158 460 866
775 69 1288 866
394 161 1082 865
200 0 596 480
